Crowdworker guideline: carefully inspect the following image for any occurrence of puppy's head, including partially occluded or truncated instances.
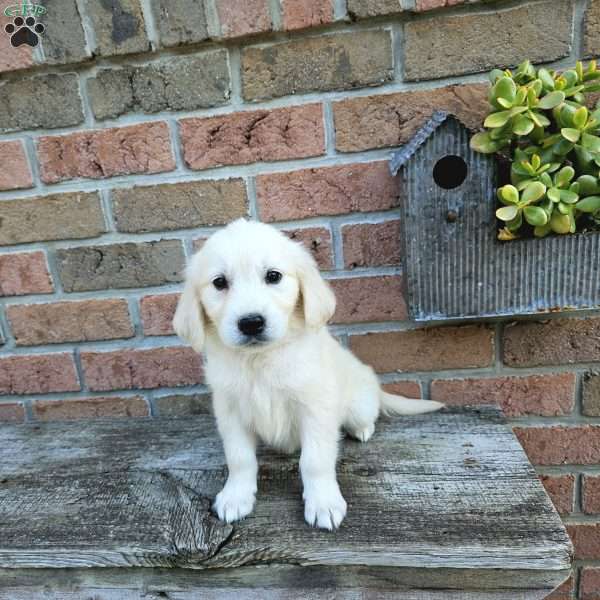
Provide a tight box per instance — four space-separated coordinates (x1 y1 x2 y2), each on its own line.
173 219 336 352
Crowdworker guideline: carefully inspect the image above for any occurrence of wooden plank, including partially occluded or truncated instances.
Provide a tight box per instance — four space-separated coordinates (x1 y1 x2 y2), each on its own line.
0 407 572 595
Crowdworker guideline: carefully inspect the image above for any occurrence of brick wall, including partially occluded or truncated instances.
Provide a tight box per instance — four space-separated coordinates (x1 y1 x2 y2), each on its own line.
0 0 597 596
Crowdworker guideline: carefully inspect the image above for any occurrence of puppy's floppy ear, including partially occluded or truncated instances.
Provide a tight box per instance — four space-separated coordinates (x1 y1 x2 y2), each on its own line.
295 244 336 329
173 273 206 353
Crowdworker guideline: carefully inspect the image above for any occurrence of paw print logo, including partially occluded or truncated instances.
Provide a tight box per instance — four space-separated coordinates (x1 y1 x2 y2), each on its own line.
4 16 44 47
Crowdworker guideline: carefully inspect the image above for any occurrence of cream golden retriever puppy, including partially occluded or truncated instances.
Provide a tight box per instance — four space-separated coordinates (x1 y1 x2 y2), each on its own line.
173 218 443 530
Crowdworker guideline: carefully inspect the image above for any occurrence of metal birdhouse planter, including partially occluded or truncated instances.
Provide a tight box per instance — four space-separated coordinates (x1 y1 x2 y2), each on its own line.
390 111 600 322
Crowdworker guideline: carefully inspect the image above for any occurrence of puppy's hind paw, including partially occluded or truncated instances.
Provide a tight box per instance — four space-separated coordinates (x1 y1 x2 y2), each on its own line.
304 485 347 530
353 423 375 443
213 482 256 523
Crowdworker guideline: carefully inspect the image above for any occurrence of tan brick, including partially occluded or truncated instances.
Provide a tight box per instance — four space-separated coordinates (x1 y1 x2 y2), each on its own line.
0 252 53 297
56 240 185 293
155 393 212 416
0 403 25 423
81 347 202 391
503 318 600 368
331 275 406 324
582 567 600 599
584 0 600 58
37 122 175 184
515 426 600 466
342 220 401 269
333 84 489 152
404 1 573 81
140 293 178 336
284 227 333 270
33 396 148 421
567 524 600 560
256 162 400 222
281 0 334 30
179 104 325 170
415 0 466 9
242 31 392 101
349 325 494 373
0 353 80 395
216 0 271 37
7 299 133 346
347 0 405 18
0 141 33 190
430 373 576 417
539 475 575 516
584 476 600 514
112 179 247 233
584 371 600 416
381 380 421 398
0 192 105 246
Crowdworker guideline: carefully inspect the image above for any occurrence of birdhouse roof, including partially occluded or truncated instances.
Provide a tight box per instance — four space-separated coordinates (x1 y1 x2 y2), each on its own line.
389 111 470 175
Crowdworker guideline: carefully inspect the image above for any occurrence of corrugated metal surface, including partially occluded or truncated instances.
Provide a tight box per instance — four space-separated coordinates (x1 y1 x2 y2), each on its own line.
399 116 600 321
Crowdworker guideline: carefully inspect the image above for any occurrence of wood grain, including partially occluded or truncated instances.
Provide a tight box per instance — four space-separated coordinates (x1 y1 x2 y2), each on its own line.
0 406 572 597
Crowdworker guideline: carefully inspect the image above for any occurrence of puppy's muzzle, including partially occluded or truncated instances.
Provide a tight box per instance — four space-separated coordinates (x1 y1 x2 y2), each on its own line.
238 314 266 337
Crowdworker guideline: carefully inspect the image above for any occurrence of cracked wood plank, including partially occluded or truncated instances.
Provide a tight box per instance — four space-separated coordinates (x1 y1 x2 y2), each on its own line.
0 406 572 597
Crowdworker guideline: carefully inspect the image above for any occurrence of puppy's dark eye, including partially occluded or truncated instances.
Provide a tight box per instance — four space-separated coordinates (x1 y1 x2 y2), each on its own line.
265 270 282 285
213 276 228 290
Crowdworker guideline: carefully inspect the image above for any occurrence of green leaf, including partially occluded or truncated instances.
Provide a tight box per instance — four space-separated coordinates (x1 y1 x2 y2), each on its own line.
528 110 550 128
550 211 572 234
498 185 519 205
496 97 513 109
556 166 575 188
576 195 600 213
577 175 600 195
470 132 502 154
521 181 547 205
548 187 561 203
489 69 505 83
484 111 513 128
496 205 519 221
523 206 549 226
493 77 517 104
507 211 523 232
534 222 552 237
559 189 579 204
558 201 570 215
582 132 600 153
561 128 581 143
574 106 589 129
537 90 565 109
538 68 555 90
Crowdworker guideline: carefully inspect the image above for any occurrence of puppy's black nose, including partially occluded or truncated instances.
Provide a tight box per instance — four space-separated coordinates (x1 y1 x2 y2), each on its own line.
238 314 266 336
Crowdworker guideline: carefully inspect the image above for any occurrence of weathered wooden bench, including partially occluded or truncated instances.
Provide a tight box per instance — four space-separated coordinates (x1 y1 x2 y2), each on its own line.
0 406 571 599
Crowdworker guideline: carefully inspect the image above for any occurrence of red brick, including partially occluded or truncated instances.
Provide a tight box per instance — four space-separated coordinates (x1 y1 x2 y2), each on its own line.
515 426 600 466
7 299 134 346
349 325 494 373
584 476 600 514
0 354 80 395
81 347 202 391
0 252 53 297
0 14 33 73
281 0 334 30
539 475 575 516
430 373 575 417
342 220 401 269
381 380 422 398
284 227 333 270
582 567 600 599
216 0 271 37
331 275 407 324
567 524 600 560
547 575 575 600
256 162 400 222
333 84 488 152
415 0 465 9
33 396 148 421
0 403 25 423
504 318 600 368
179 104 325 171
0 141 33 190
37 122 175 184
140 293 179 336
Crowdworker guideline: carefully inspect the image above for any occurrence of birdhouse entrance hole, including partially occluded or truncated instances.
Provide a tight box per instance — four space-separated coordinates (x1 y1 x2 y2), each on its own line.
432 155 468 189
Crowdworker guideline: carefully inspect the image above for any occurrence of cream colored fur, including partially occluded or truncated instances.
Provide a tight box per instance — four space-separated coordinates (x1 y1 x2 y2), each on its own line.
173 219 443 530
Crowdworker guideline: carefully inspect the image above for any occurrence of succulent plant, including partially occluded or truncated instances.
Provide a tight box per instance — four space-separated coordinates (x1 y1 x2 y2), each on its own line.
472 60 600 239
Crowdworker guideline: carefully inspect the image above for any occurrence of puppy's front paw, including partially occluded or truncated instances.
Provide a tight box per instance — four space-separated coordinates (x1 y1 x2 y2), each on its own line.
303 482 347 530
213 480 256 523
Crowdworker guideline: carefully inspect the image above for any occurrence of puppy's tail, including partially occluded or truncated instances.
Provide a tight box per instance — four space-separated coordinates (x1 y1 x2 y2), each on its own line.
379 391 444 416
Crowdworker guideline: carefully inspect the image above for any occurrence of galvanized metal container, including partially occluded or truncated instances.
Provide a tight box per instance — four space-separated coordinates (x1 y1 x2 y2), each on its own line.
390 111 600 322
